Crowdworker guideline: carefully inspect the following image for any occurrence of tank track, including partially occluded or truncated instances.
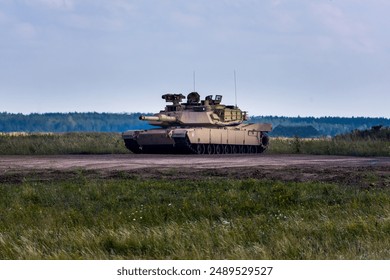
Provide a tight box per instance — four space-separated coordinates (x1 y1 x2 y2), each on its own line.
124 135 269 155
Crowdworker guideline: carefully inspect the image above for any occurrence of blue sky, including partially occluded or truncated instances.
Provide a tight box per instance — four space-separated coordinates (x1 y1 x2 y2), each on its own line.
0 0 389 117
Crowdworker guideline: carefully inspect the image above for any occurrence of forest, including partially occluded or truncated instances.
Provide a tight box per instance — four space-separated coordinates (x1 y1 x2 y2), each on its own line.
1 112 389 137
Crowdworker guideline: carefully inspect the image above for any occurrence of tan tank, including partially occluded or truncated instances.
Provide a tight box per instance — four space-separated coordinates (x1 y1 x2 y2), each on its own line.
122 92 272 154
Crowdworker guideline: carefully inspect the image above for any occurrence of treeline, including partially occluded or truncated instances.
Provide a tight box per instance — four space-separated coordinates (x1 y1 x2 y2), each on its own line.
335 125 390 141
269 126 390 157
1 112 389 136
253 116 390 137
0 112 152 133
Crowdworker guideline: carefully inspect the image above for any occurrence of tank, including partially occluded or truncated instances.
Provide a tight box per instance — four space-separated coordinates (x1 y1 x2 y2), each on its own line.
122 92 272 154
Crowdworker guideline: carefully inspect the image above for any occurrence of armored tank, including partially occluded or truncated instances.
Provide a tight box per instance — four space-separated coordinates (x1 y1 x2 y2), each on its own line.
122 92 272 154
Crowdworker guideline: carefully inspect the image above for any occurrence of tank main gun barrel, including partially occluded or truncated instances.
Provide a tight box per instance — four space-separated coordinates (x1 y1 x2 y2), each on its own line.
139 115 177 122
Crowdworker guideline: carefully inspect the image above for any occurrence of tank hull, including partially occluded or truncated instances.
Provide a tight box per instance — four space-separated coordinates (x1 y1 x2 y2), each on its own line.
122 123 271 154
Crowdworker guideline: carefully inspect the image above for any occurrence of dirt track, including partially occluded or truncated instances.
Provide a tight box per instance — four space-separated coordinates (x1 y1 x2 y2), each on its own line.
0 154 389 187
0 154 389 170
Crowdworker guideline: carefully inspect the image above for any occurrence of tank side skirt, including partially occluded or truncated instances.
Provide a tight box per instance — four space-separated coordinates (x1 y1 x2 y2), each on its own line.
123 128 269 154
172 128 269 154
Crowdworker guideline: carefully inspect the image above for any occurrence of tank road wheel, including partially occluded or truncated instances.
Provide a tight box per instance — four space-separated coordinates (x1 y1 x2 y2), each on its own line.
231 145 237 154
206 144 214 155
195 143 205 154
238 145 244 154
215 145 222 154
224 145 231 154
249 146 256 154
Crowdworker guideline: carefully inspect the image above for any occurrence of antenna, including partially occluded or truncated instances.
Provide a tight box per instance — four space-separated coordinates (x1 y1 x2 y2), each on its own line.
234 70 237 108
193 71 196 92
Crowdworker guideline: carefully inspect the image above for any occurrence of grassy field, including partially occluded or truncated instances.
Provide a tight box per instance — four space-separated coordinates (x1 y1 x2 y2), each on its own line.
0 132 128 155
1 130 389 260
0 132 389 156
269 137 390 157
1 174 389 260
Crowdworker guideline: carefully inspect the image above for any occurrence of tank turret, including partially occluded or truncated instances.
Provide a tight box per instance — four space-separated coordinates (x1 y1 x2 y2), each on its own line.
139 92 247 127
123 91 272 154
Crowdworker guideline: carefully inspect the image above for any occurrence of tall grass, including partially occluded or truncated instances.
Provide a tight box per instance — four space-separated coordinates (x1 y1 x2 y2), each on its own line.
1 176 389 259
269 137 390 157
0 132 128 155
0 133 389 156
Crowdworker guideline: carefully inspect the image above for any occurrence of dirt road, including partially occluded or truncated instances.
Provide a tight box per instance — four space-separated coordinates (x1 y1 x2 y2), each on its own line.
0 154 389 171
0 154 389 186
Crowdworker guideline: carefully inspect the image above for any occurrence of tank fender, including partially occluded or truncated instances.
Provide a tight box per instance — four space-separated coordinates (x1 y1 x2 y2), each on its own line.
171 129 190 139
241 123 272 132
122 130 142 140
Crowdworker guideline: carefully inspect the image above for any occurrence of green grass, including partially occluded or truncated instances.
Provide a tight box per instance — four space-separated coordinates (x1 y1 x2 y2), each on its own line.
1 133 389 156
1 176 389 259
268 137 390 156
0 132 129 155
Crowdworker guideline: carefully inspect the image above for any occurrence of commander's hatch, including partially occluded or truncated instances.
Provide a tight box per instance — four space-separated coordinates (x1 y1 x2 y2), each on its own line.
214 95 222 105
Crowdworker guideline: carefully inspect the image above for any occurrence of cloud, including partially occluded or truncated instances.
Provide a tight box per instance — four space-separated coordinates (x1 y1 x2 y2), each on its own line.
14 21 37 39
170 10 204 28
0 7 38 42
25 0 74 10
309 2 375 53
0 10 9 27
108 0 135 14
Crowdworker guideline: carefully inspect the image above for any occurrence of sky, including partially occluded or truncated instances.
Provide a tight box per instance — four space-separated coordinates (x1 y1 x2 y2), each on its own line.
0 0 389 117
